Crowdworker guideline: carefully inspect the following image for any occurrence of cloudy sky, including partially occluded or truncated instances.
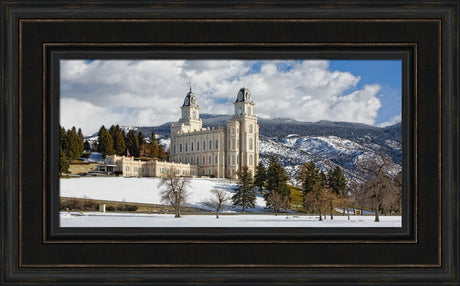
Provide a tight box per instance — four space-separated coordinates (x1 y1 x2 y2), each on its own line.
60 59 401 136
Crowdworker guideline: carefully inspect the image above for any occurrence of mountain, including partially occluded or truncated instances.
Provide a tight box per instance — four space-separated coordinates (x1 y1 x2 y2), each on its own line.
88 114 402 184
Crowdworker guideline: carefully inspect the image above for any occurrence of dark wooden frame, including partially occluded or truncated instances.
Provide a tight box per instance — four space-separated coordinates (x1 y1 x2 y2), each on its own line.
1 0 458 284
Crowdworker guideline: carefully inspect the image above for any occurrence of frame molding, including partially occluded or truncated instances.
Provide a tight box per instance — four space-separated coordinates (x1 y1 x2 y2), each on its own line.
2 1 458 284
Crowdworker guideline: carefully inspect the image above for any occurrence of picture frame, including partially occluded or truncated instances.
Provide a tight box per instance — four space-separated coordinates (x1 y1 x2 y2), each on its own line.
1 0 458 284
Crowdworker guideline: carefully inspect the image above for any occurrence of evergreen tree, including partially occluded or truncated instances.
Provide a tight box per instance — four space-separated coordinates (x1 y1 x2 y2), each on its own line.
327 166 347 196
97 125 115 157
125 130 140 157
265 156 290 204
59 125 66 150
158 144 168 160
77 128 84 141
59 146 70 175
297 162 323 195
83 140 91 151
138 131 145 146
64 127 84 160
254 162 267 193
113 131 126 156
232 166 256 212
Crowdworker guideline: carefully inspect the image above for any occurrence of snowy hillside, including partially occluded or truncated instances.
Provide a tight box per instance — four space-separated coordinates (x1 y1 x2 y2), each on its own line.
84 115 402 184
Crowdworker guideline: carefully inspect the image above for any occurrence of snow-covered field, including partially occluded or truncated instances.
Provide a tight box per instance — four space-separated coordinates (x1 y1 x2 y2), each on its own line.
60 176 266 211
60 177 401 227
60 212 401 227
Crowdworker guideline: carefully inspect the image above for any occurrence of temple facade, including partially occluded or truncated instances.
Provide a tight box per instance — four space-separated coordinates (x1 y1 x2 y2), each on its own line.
169 87 259 179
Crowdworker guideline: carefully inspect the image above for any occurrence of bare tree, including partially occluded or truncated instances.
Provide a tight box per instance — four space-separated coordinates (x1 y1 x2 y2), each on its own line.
203 189 230 218
357 152 400 222
266 189 290 216
158 168 190 218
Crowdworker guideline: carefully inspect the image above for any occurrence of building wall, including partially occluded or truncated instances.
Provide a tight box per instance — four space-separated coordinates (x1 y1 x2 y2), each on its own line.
105 155 198 177
169 127 227 177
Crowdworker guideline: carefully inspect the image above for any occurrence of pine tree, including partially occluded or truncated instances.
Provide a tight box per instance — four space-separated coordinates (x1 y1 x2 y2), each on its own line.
138 131 145 146
59 146 70 175
254 162 267 193
64 127 84 160
77 128 84 141
125 130 140 157
83 140 91 151
59 125 66 151
158 144 168 160
265 157 290 207
97 125 115 157
232 166 256 212
327 166 347 195
113 131 126 156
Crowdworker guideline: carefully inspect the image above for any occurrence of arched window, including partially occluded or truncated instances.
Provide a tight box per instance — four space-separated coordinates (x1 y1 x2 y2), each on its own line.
184 157 187 164
209 156 212 164
190 157 194 164
215 155 218 164
203 141 206 150
249 155 253 166
191 142 194 151
232 155 235 165
197 141 199 150
249 138 253 150
197 156 200 166
179 143 182 153
185 143 188 152
173 144 176 154
249 124 253 133
215 139 218 149
203 156 205 165
209 140 212 150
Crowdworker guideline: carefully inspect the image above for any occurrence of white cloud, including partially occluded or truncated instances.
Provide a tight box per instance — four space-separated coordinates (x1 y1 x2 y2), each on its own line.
60 60 384 135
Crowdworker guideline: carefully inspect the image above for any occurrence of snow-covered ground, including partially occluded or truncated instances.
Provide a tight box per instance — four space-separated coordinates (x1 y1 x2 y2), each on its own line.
60 212 401 227
60 177 401 227
60 176 266 212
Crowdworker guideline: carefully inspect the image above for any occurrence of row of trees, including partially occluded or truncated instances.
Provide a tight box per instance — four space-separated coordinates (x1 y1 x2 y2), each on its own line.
230 154 401 222
97 125 167 160
59 126 85 175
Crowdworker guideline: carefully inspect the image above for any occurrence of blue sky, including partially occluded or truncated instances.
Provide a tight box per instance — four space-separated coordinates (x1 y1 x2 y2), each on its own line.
60 59 402 135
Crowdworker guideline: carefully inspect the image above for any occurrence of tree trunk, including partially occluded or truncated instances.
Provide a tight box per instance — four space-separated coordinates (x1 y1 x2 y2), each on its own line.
319 209 322 221
374 204 380 222
347 206 350 220
330 203 334 220
216 211 219 219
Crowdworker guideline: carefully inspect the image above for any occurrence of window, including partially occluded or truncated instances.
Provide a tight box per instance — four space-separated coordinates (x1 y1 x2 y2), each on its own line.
190 157 194 164
160 168 164 174
175 169 180 175
125 166 129 172
185 143 188 152
249 124 253 133
179 143 182 153
215 139 218 149
236 139 239 149
184 157 187 164
249 154 253 165
232 155 235 165
203 141 206 150
197 141 199 150
203 156 206 165
249 138 253 150
209 156 212 164
228 139 230 148
232 128 235 134
215 156 218 164
173 144 176 154
227 155 230 164
191 142 194 151
209 140 212 150
232 139 235 149
197 156 200 166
